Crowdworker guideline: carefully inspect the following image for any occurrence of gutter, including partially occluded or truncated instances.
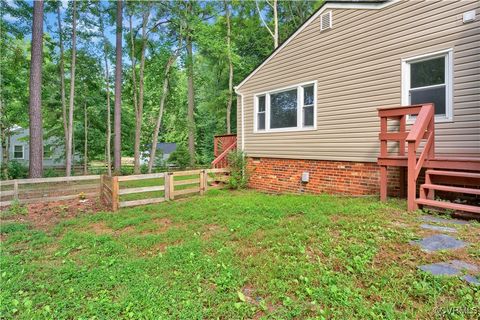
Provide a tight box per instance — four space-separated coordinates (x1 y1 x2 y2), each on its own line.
233 86 244 151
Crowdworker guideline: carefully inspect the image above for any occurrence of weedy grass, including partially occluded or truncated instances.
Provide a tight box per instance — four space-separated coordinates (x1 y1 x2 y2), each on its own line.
1 190 478 319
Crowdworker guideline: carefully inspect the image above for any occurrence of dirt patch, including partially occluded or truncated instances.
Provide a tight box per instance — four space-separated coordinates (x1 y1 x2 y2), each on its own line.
201 224 227 240
1 196 105 231
138 218 173 235
138 240 182 257
89 222 114 235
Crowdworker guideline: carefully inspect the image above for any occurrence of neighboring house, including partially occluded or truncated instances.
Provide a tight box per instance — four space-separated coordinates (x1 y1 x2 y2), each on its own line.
140 143 177 165
0 127 67 168
233 0 479 209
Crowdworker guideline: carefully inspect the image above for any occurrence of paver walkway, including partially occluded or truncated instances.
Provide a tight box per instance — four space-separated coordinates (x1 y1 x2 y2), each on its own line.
412 215 479 286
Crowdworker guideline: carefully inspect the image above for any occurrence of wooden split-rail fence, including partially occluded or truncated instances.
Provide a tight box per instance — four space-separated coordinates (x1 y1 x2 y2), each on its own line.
0 175 100 207
1 168 230 211
101 168 230 211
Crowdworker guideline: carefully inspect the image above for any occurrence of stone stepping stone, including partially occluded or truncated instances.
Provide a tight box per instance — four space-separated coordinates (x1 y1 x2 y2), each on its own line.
420 224 457 233
418 260 480 286
411 234 467 252
420 215 469 226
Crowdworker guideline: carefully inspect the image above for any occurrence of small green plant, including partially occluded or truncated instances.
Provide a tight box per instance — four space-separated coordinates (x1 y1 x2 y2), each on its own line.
226 151 249 189
168 146 191 169
1 199 28 218
3 161 28 180
44 168 60 177
78 192 87 200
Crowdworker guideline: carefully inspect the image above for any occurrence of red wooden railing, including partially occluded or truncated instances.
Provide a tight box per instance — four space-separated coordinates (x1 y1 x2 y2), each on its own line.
212 134 237 168
378 103 435 211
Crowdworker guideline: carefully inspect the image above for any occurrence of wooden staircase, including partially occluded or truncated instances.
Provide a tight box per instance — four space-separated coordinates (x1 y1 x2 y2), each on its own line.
378 104 480 216
211 134 237 168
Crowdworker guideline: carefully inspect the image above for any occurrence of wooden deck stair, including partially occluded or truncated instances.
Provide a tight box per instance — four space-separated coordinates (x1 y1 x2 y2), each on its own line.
378 104 480 216
211 134 237 168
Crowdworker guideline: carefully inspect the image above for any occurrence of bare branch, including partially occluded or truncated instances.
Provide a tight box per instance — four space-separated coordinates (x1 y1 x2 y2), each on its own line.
255 0 274 39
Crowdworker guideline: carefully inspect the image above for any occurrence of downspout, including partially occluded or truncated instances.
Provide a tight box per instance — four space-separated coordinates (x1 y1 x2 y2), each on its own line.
233 87 244 151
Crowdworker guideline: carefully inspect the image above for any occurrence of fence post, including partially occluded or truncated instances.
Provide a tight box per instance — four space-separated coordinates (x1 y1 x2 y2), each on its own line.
167 173 174 200
112 176 119 211
164 172 170 201
199 170 205 196
99 175 104 204
13 180 19 200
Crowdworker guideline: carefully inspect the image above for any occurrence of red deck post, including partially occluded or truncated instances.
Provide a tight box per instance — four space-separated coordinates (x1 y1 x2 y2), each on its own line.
407 142 417 211
379 116 388 201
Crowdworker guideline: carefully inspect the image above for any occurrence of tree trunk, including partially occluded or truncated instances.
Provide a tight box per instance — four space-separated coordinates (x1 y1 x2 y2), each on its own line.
129 14 138 152
65 0 77 177
100 13 111 176
83 102 88 175
113 0 122 175
224 0 233 134
28 0 44 178
273 0 278 48
0 115 10 178
148 55 176 173
57 6 68 160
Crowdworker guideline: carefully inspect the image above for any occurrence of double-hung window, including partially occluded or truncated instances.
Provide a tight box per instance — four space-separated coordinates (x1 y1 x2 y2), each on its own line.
13 145 24 159
402 49 453 121
255 82 316 132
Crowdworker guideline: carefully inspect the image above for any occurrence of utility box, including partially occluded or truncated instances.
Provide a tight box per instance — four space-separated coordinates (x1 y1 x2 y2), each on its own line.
301 172 310 183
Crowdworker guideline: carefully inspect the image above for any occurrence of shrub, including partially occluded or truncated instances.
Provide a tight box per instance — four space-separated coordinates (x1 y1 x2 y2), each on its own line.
227 151 249 189
44 168 61 177
168 146 191 170
3 161 28 180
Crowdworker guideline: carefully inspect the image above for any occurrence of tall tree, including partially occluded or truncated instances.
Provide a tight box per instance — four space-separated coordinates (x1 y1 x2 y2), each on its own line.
256 0 278 48
83 102 88 175
148 51 179 173
113 0 122 174
28 0 44 178
65 0 77 177
56 5 68 160
98 7 112 176
224 0 233 134
133 4 151 174
186 1 196 166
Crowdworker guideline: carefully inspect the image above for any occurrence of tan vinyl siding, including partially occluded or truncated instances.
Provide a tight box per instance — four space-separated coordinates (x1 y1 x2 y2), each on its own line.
237 0 480 162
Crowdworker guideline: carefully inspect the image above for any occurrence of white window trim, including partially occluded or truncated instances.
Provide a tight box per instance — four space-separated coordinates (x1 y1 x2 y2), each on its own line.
13 144 24 159
401 48 453 123
254 81 317 133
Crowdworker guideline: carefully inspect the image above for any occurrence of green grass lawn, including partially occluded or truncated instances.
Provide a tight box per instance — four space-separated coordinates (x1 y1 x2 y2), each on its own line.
1 190 479 319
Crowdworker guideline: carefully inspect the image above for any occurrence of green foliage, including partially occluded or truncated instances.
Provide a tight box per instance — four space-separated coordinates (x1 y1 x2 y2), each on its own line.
1 199 28 218
168 146 191 169
1 192 479 318
2 161 28 180
227 150 249 189
43 168 61 178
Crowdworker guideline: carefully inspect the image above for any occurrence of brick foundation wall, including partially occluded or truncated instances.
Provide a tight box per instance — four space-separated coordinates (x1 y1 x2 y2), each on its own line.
247 157 402 196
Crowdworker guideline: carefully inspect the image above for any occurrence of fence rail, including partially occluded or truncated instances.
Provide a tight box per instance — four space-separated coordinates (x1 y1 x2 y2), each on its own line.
100 168 230 211
1 169 230 210
1 175 100 207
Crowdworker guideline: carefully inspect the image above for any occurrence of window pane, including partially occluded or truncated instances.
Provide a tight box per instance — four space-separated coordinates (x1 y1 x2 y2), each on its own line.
303 106 314 126
257 112 265 130
14 146 23 158
410 57 445 88
258 95 265 112
410 85 446 115
270 89 297 129
303 85 314 105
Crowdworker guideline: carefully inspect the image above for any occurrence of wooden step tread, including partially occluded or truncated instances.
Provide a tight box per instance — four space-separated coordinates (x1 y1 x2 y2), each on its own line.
421 184 480 195
416 198 480 214
426 170 480 179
